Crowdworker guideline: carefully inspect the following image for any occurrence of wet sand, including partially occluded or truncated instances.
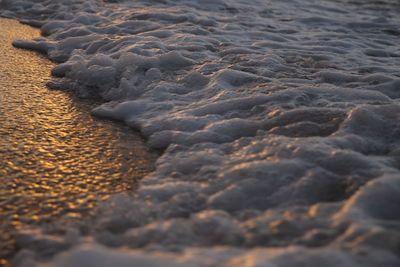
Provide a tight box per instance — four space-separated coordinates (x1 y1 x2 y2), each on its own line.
0 19 156 263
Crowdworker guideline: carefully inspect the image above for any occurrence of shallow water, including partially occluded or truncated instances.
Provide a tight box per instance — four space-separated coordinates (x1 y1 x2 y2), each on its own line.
0 19 156 261
1 0 400 266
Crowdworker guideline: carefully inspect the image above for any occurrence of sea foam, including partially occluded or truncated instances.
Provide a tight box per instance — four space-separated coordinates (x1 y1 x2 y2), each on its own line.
1 0 400 266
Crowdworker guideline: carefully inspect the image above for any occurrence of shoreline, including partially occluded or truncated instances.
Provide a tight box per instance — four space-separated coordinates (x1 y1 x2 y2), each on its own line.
1 1 400 266
0 17 157 266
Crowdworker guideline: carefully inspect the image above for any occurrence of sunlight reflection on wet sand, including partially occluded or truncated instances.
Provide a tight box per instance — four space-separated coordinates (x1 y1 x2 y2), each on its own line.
0 19 157 261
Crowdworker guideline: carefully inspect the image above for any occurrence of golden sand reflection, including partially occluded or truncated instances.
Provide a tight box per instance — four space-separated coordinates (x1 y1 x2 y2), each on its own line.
0 19 157 261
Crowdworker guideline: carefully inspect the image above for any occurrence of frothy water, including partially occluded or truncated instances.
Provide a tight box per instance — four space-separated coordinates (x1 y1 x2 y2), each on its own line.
1 1 400 266
0 19 156 262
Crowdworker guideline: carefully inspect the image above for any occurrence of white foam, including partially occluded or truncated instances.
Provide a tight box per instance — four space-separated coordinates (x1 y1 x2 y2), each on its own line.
2 0 400 266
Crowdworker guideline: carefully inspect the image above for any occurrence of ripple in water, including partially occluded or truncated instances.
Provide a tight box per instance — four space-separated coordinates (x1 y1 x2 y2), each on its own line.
0 19 157 261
